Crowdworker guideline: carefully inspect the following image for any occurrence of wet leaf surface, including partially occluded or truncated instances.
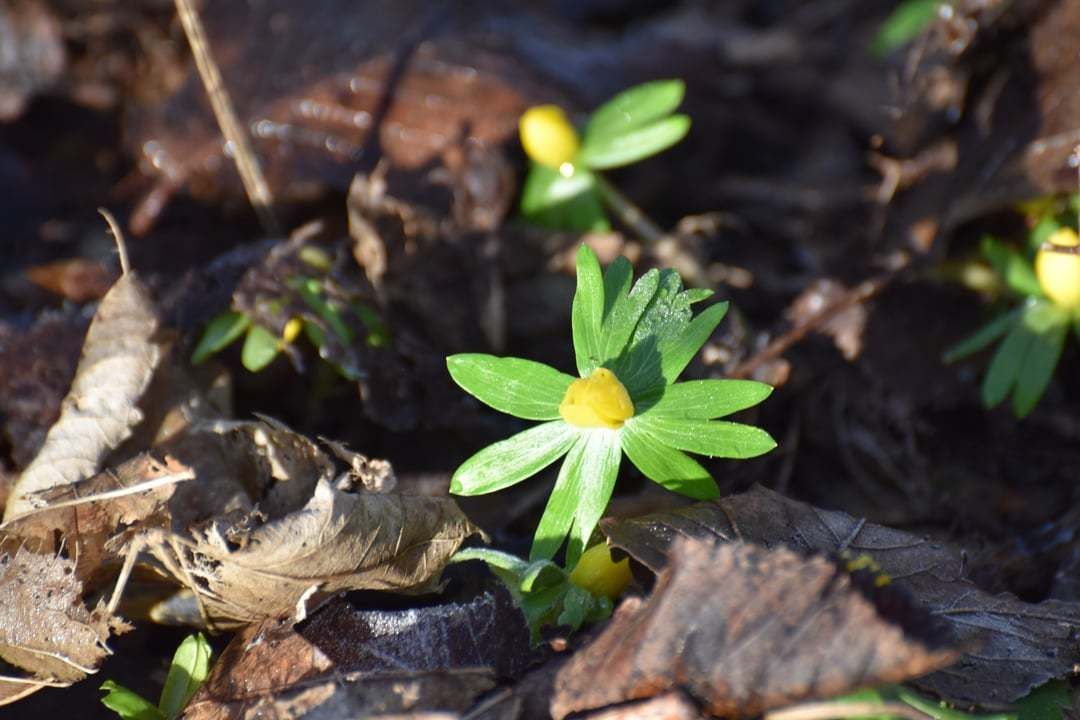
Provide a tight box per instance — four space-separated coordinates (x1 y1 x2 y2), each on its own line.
184 588 530 719
603 485 1080 705
551 537 961 719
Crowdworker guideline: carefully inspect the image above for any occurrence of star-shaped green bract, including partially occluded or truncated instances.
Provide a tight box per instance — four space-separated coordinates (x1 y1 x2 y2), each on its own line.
447 245 776 566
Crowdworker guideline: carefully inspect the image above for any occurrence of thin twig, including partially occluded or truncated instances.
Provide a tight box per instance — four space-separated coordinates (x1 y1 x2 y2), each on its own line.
98 207 129 275
731 270 896 379
174 0 281 236
594 173 666 246
766 700 931 720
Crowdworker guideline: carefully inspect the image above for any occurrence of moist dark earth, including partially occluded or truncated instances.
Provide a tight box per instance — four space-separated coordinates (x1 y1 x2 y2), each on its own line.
1 0 1079 717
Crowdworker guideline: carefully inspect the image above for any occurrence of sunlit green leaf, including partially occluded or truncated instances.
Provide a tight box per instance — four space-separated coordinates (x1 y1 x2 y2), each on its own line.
659 301 729 384
871 0 940 57
566 429 622 566
447 354 574 420
100 681 165 720
191 312 250 365
159 633 211 719
580 115 691 170
602 256 633 322
601 269 660 364
632 414 776 459
981 237 1042 298
520 164 608 233
1012 301 1069 417
240 324 281 372
531 433 588 561
944 309 1020 363
572 244 605 376
585 79 685 144
647 379 773 420
621 423 718 499
451 421 577 496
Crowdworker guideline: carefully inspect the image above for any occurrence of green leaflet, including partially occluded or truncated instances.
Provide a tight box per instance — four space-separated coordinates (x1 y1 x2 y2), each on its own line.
100 682 165 720
981 237 1042 298
451 421 577 496
531 433 589 561
579 114 691 170
647 379 773 420
944 309 1020 363
191 311 250 364
982 300 1069 415
600 268 661 364
658 301 729 384
520 164 608 233
870 0 940 57
447 354 575 421
572 245 606 376
632 414 776 459
566 429 622 567
621 423 718 499
601 256 633 322
240 324 281 372
584 79 686 144
158 633 211 719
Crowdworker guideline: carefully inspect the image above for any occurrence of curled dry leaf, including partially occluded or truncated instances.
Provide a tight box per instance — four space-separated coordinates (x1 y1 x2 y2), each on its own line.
146 418 478 626
4 272 164 522
0 545 126 706
602 485 1080 705
551 538 961 720
185 590 529 719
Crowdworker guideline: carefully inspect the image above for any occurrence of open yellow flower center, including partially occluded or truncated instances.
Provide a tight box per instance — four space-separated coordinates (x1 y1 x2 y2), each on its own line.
559 368 634 429
519 105 580 171
1036 227 1080 309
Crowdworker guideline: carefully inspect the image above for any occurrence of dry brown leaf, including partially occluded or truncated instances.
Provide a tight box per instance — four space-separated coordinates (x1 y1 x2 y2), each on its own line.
185 590 528 719
602 485 1080 706
0 545 125 706
551 538 961 719
4 272 164 522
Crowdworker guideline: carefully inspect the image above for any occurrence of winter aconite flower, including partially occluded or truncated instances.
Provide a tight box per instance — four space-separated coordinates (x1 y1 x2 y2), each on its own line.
447 245 776 566
1035 228 1080 309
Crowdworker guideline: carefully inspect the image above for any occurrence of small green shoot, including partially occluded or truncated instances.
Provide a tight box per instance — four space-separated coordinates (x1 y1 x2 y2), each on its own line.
100 633 212 720
946 214 1080 418
871 0 944 58
191 275 385 376
447 245 775 567
831 680 1070 720
518 80 690 234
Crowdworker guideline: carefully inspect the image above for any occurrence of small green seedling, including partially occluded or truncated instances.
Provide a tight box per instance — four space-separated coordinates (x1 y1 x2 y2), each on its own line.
447 245 776 568
453 543 628 642
946 213 1080 418
100 632 212 720
191 275 388 376
518 79 690 233
871 0 946 57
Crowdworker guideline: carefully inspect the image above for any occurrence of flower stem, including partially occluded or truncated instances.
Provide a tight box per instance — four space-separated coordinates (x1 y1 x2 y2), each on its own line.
593 174 666 245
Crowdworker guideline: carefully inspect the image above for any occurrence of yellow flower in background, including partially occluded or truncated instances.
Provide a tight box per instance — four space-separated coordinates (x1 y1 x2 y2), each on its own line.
1036 227 1080 309
519 105 580 175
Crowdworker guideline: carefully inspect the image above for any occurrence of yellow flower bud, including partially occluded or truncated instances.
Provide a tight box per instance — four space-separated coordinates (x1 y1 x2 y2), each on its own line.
519 105 580 172
559 368 634 429
1036 227 1080 309
282 317 303 344
569 543 632 601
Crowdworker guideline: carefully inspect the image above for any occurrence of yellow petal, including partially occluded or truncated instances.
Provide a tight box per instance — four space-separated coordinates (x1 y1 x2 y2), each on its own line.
1036 227 1080 309
519 105 580 169
281 317 303 344
559 368 634 429
569 543 632 601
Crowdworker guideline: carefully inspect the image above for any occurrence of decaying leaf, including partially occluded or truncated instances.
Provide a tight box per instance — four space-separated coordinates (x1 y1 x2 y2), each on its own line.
146 418 478 626
185 589 529 719
4 271 164 522
0 545 126 706
551 538 961 719
602 485 1080 705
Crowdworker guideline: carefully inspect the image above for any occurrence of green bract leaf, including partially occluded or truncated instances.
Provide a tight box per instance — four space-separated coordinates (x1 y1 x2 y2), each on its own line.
572 244 605 376
944 309 1020 363
158 633 211 719
566 429 622 566
579 114 691 170
240 324 281 372
1015 680 1070 720
531 433 588 561
659 301 729 384
1012 300 1069 417
191 311 250 364
648 379 773 420
621 424 718 499
585 79 686 144
292 277 354 343
447 354 574 420
602 256 633 322
632 414 776 459
982 236 1042 298
600 268 660 364
451 421 577 496
100 681 165 720
520 164 608 232
870 0 940 57
557 584 592 631
895 687 1012 720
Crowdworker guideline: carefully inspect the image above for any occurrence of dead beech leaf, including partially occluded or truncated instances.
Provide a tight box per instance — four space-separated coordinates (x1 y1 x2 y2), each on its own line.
602 485 1080 705
4 271 163 522
551 538 961 719
185 590 529 719
158 478 478 626
0 546 125 706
